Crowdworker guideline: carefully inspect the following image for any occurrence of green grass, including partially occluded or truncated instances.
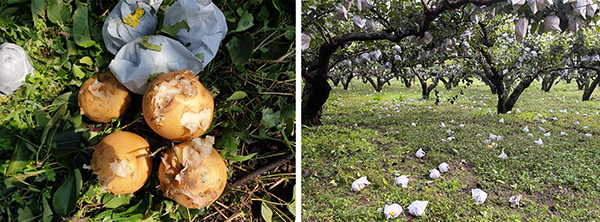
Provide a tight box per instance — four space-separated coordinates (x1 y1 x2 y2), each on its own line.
302 80 600 221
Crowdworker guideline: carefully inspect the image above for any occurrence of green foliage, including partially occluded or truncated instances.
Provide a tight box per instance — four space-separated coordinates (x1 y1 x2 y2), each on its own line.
0 0 295 221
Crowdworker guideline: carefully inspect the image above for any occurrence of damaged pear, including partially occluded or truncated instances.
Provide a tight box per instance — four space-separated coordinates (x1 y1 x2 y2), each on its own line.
78 70 131 123
142 69 214 141
158 136 228 209
90 131 152 194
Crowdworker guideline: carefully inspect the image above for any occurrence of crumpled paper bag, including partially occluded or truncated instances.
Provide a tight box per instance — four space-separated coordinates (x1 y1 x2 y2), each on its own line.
351 176 371 192
512 0 526 10
384 203 403 219
498 150 508 159
109 35 203 94
407 200 428 217
568 15 585 32
509 194 522 206
343 59 352 66
103 0 162 55
420 31 432 45
369 50 381 61
544 15 561 32
333 6 348 21
353 15 366 31
360 52 370 62
438 162 449 173
162 0 227 68
395 175 409 188
416 148 425 158
301 33 311 50
342 0 353 10
355 0 373 11
528 0 538 14
472 189 487 204
429 169 440 179
365 20 377 32
536 0 553 11
0 43 34 95
515 17 529 41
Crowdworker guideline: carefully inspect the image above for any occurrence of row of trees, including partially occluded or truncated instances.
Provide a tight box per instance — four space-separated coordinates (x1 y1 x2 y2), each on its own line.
302 0 600 125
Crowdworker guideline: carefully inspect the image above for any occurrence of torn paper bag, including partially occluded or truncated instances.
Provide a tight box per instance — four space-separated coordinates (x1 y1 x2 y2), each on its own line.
103 0 162 55
109 35 203 94
472 189 487 204
351 176 371 192
407 200 428 217
384 204 403 219
0 43 34 95
162 0 227 68
395 175 409 188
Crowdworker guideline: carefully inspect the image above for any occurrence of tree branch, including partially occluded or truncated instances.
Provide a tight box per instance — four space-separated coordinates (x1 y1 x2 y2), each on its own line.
328 49 375 72
231 153 294 188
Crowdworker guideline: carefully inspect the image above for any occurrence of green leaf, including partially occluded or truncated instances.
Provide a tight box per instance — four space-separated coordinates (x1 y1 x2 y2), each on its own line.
141 41 162 52
219 134 239 158
34 109 51 128
73 1 95 47
17 206 35 222
261 108 281 128
147 72 165 82
53 173 79 216
287 185 296 216
195 53 204 61
227 91 248 101
47 0 71 24
235 12 254 32
42 197 54 222
79 56 93 67
226 35 254 66
7 140 30 176
104 193 132 208
31 0 46 27
261 201 273 222
72 65 85 79
227 152 257 162
161 20 190 38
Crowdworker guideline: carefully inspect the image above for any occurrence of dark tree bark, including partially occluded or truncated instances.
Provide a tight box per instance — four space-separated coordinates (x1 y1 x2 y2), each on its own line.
582 68 600 101
301 0 507 126
475 70 497 94
576 75 588 90
412 67 441 99
341 72 354 90
541 72 560 92
330 77 341 87
401 75 413 88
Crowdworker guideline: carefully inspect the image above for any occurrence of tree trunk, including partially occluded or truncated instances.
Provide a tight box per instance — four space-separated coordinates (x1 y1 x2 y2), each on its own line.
330 77 340 87
576 76 588 90
342 72 353 90
412 67 430 99
504 75 537 111
439 77 451 89
582 69 600 101
476 70 497 94
302 70 332 126
401 75 412 88
541 73 559 92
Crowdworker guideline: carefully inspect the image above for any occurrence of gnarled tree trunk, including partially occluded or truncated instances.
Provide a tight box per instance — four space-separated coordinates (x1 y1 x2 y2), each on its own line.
582 68 600 101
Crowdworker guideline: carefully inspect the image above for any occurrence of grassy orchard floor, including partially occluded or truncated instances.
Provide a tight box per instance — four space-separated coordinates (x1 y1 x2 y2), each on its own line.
301 79 600 221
